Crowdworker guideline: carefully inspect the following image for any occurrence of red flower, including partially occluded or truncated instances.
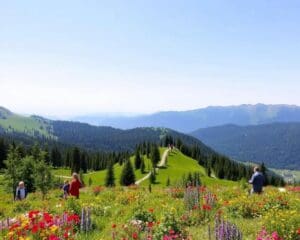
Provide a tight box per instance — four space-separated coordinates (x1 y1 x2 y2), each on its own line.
49 235 60 240
31 224 39 234
112 223 117 228
202 204 212 211
147 222 154 228
297 228 300 235
64 231 70 239
43 212 53 223
39 221 46 229
67 214 80 224
132 232 138 239
9 223 20 231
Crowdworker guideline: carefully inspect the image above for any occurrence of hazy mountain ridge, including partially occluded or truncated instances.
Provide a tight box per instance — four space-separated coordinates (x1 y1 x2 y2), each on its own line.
72 104 300 132
0 106 213 153
191 122 300 170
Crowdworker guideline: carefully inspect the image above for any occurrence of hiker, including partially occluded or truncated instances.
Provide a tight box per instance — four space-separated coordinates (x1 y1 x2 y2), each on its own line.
15 181 27 201
69 173 82 199
249 166 265 194
62 180 70 199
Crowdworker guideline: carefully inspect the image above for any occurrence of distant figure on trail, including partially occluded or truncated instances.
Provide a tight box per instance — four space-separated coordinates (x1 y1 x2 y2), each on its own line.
69 173 82 199
62 180 70 199
15 181 27 201
249 166 265 194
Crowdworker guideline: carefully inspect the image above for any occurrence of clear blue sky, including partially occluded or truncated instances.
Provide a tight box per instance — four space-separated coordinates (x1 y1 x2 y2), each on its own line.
1 1 300 117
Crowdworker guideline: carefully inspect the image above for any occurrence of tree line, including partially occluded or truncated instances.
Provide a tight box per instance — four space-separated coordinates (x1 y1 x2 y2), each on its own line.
0 137 131 174
160 135 285 186
0 135 285 190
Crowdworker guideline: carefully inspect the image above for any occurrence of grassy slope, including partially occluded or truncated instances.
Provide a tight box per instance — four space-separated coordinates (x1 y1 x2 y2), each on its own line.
52 155 154 186
152 148 206 186
153 148 236 187
0 114 52 137
52 148 237 188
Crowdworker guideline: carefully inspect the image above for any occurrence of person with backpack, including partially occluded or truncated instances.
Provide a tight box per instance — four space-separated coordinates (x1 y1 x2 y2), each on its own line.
15 181 27 201
249 166 265 194
62 179 70 199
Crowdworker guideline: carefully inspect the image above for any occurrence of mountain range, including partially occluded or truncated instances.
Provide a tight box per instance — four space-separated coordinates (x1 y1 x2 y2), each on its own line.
72 104 300 133
0 106 212 153
191 123 300 170
1 105 300 170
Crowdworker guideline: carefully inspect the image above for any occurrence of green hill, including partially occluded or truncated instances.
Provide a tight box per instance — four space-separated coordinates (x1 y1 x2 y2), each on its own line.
0 107 54 138
0 106 213 153
53 148 236 187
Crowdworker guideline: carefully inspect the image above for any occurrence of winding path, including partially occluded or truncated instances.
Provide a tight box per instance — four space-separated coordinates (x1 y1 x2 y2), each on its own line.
54 149 171 185
135 148 170 185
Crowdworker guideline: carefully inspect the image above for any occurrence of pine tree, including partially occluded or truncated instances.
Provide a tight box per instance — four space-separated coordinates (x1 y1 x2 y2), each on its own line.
0 138 8 169
134 150 142 169
88 177 93 187
120 160 136 186
149 169 156 184
71 147 81 174
50 147 62 167
146 143 151 158
4 145 21 200
80 152 88 173
166 176 171 186
140 157 145 174
187 172 193 185
79 170 85 186
34 156 53 200
19 156 36 193
150 144 160 167
105 162 115 187
206 167 211 177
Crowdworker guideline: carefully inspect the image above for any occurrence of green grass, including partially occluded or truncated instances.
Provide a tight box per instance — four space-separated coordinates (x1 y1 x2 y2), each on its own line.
154 149 237 187
153 148 205 185
0 114 53 138
51 148 237 188
0 183 298 239
77 155 153 186
0 149 298 239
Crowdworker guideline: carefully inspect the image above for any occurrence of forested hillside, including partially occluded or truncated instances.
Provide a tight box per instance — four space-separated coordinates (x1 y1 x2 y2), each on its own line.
52 121 212 152
191 122 300 170
0 107 212 153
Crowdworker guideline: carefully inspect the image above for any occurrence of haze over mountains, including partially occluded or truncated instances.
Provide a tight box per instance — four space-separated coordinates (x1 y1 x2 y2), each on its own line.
72 104 300 133
0 106 212 153
1 104 300 170
191 123 300 170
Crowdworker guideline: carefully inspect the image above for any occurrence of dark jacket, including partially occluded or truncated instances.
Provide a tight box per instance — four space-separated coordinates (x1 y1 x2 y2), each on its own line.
249 172 265 193
15 187 27 200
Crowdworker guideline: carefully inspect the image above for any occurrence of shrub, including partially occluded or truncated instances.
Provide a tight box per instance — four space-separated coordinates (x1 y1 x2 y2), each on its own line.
153 212 188 240
65 197 82 216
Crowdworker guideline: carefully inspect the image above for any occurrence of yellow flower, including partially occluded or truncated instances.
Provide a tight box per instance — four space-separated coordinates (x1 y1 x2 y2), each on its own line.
50 225 58 232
